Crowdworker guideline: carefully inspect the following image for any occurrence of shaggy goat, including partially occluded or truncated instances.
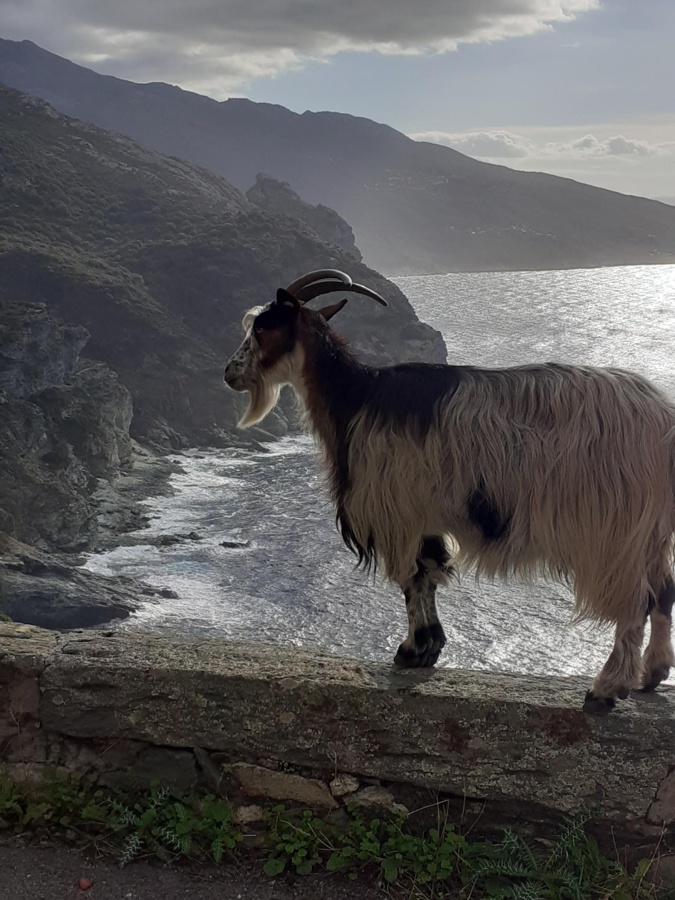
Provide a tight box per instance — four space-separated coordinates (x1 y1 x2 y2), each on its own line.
223 269 675 713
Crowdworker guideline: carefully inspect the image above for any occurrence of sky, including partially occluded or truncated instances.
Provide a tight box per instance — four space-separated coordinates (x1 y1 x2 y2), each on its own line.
2 0 674 200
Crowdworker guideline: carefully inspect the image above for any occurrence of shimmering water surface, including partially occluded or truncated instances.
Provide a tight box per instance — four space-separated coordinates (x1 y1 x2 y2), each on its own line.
86 264 675 678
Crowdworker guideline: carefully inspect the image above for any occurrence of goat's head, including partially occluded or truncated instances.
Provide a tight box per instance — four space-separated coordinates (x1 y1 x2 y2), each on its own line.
224 269 387 428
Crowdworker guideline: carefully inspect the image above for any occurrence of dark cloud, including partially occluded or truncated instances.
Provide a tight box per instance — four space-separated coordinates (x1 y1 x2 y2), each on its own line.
1 0 598 94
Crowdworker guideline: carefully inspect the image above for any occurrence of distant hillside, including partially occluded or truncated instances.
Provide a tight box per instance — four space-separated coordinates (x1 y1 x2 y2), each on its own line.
0 85 444 452
2 39 675 274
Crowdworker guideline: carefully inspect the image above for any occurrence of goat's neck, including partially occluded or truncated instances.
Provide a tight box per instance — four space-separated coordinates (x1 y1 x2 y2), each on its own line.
293 325 370 447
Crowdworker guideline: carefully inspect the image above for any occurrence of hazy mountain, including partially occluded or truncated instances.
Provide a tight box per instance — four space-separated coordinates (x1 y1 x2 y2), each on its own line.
2 38 675 275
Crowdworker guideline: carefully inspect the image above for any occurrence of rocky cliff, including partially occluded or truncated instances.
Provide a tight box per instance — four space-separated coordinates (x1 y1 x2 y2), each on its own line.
0 301 132 550
0 301 172 625
247 174 362 262
0 313 159 630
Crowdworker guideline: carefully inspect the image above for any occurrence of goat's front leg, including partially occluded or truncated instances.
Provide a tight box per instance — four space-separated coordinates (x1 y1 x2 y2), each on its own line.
394 536 450 669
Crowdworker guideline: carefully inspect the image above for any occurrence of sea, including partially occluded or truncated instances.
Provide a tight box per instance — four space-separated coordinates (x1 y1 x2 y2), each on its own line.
85 264 675 680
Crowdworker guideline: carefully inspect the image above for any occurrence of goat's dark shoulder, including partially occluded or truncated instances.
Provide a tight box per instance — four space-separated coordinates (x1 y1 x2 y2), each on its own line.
363 362 464 431
311 316 470 430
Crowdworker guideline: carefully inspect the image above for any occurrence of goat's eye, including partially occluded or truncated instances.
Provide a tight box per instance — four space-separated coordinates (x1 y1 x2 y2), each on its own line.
254 326 264 334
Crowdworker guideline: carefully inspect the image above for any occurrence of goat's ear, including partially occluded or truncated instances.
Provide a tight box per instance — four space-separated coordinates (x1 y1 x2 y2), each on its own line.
275 288 300 310
317 297 349 321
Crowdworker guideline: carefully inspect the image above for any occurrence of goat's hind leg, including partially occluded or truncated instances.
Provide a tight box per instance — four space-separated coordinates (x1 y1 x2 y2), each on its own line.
641 575 675 692
394 536 450 669
583 607 645 715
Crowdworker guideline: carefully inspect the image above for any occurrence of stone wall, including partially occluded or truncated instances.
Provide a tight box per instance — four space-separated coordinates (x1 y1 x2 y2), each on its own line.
2 622 675 860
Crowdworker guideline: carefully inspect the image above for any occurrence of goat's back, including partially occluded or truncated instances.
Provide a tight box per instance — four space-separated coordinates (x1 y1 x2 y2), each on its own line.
342 362 675 621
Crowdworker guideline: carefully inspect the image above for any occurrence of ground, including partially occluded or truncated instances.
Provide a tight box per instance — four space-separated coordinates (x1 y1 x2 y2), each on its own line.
0 837 386 900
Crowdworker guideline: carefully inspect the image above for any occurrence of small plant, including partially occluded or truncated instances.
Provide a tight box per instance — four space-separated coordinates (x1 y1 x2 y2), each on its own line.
100 786 242 866
0 768 102 833
468 816 660 900
263 806 663 900
0 768 241 867
264 808 324 876
265 806 474 891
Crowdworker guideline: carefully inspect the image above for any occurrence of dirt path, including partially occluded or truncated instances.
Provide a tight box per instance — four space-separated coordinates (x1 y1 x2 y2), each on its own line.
0 838 386 900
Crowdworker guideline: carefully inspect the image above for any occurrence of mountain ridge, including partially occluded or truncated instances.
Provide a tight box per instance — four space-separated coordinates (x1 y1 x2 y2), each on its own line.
2 37 675 274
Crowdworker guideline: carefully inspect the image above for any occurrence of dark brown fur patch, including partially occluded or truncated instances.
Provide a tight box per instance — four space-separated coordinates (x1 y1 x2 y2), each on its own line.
257 326 294 369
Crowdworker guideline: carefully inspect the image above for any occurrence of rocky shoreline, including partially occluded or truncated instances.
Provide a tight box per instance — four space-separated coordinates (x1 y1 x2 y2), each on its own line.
90 443 181 553
0 443 183 631
1 299 191 631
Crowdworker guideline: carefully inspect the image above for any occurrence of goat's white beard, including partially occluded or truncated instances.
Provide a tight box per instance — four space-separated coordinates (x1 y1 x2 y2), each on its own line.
238 380 281 428
236 344 304 429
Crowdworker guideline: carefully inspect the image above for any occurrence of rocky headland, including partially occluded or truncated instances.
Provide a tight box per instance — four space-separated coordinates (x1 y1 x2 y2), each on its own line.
246 174 363 263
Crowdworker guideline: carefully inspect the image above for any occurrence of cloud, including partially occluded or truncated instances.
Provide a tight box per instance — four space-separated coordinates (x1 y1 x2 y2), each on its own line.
414 130 533 157
2 0 598 95
411 129 673 160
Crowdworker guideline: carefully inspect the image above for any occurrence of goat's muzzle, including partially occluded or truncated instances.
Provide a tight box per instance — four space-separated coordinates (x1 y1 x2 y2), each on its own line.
223 365 248 392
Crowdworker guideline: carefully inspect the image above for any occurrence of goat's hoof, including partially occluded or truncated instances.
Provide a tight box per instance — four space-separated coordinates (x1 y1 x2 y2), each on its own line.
582 690 616 715
394 623 446 669
641 665 670 692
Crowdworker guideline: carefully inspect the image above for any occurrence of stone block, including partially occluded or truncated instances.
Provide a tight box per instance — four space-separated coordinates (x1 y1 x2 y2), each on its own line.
224 763 337 810
330 773 360 797
347 785 408 817
0 623 57 763
234 804 266 825
648 769 675 825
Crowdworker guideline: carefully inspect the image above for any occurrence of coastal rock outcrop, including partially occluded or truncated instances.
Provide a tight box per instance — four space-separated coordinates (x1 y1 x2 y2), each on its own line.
0 535 148 629
247 173 363 262
0 301 133 551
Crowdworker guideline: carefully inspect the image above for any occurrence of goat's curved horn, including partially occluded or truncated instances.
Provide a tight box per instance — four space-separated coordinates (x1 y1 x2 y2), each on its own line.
295 280 388 307
285 269 352 296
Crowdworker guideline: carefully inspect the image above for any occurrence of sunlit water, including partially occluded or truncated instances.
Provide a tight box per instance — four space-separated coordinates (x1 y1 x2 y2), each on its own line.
86 264 675 679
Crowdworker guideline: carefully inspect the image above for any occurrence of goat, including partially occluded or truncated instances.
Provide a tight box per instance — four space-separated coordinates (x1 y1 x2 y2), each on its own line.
223 268 675 713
